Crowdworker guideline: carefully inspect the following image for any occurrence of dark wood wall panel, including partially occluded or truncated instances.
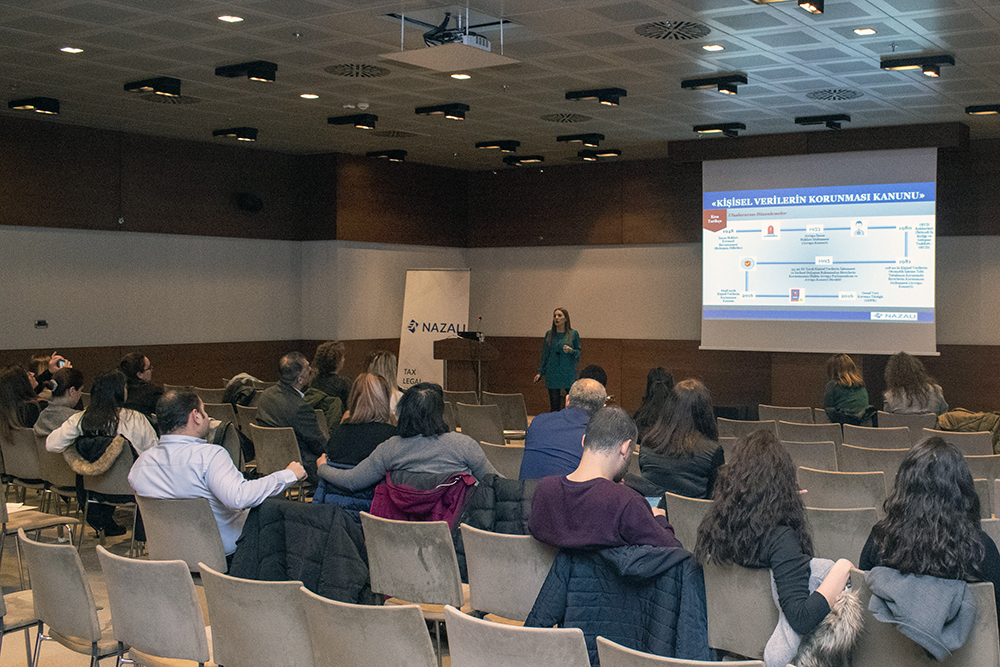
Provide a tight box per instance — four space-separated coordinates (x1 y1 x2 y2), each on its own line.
965 138 1000 237
621 159 702 245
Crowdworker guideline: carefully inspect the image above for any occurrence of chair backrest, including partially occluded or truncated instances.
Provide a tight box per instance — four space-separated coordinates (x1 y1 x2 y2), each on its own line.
215 420 243 470
481 392 529 433
200 563 313 667
781 441 837 472
994 480 1000 518
777 421 843 445
202 402 237 424
80 391 90 409
663 492 712 550
33 432 76 488
758 405 813 424
236 404 258 434
460 524 556 623
850 570 1000 667
812 408 831 424
597 636 764 667
877 411 937 442
83 441 136 495
455 403 505 446
922 428 994 456
717 418 776 439
300 586 436 667
96 546 209 664
843 424 911 449
315 409 330 440
836 444 908 493
718 436 738 459
797 467 887 517
444 604 590 667
360 511 464 607
135 496 227 573
479 442 524 480
163 383 185 392
975 479 992 519
18 528 102 642
3 426 43 480
444 390 479 406
194 387 226 404
967 455 1000 485
804 507 877 563
982 518 1000 547
443 401 457 431
247 423 301 475
702 562 778 659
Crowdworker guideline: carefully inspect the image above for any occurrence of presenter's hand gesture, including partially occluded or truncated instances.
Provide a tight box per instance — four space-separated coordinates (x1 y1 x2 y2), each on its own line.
562 344 573 354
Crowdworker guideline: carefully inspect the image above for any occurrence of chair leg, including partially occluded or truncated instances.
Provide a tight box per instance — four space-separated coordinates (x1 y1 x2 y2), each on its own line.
79 500 91 552
128 507 138 558
434 619 443 667
32 622 46 667
14 536 25 591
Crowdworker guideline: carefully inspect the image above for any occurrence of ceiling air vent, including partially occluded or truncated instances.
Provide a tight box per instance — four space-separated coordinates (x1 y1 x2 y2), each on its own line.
806 89 863 101
325 64 391 78
635 21 711 40
134 94 200 104
541 113 592 123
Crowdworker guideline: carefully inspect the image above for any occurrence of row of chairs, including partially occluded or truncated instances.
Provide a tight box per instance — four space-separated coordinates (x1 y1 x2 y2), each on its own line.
757 404 937 431
443 390 529 438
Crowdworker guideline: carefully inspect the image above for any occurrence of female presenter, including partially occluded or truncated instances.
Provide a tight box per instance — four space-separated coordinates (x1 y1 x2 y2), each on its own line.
533 308 581 413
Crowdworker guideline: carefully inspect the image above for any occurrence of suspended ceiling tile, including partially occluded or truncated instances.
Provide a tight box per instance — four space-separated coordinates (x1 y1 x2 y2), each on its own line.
564 31 634 47
882 0 958 13
859 39 925 55
939 31 1000 48
914 12 987 32
130 19 220 42
787 47 856 62
716 53 784 69
49 2 148 26
819 60 878 73
711 12 789 32
589 2 665 22
0 15 89 35
754 31 822 48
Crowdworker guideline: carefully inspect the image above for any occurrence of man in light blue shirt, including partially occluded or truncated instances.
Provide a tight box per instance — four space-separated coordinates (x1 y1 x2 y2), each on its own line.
129 388 307 558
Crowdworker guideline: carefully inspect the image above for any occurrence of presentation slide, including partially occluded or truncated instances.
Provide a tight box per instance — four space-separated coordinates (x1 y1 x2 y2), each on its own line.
701 148 938 355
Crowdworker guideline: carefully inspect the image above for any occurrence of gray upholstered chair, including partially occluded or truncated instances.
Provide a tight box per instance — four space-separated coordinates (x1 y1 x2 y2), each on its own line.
79 443 140 555
247 423 304 500
300 587 436 667
966 455 1000 486
804 507 877 562
1 483 80 588
0 586 36 667
716 419 776 439
235 404 258 436
662 492 711 551
444 390 479 406
455 403 505 446
96 545 213 667
202 402 237 425
758 405 813 424
445 603 590 667
481 392 529 440
194 387 226 404
812 408 831 424
200 563 313 667
33 432 77 514
876 411 937 442
597 636 764 666
975 479 991 519
835 444 908 493
777 421 843 446
797 467 886 518
479 441 524 480
850 571 999 667
982 518 1000 547
135 496 227 574
718 436 738 459
17 528 117 667
460 524 556 623
702 562 778 660
1 426 46 500
781 440 837 472
842 424 911 449
921 428 993 456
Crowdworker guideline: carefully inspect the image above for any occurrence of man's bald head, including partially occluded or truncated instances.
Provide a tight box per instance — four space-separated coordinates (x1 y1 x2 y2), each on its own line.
567 378 607 415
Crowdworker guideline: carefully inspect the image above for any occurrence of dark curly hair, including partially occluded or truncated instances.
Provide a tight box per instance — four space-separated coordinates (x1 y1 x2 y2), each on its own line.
694 429 812 565
871 436 983 580
884 351 933 406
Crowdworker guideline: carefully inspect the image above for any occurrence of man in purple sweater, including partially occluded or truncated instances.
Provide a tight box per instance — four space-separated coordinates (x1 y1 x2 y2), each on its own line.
528 405 682 550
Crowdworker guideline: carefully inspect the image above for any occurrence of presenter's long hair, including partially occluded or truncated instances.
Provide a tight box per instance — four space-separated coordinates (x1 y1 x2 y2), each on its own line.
871 437 983 580
827 353 864 388
548 308 572 339
884 351 932 405
641 379 718 456
633 367 675 441
80 370 126 437
695 429 812 565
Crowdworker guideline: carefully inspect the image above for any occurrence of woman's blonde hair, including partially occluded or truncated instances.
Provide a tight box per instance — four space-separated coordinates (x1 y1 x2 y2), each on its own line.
366 350 398 388
346 372 395 425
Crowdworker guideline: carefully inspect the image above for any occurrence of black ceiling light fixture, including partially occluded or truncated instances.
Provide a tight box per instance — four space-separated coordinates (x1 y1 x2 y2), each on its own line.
565 87 626 106
212 127 257 141
966 104 1000 115
124 76 180 97
579 149 621 161
214 60 278 82
693 122 745 137
415 103 469 120
681 74 748 96
328 113 378 129
476 140 520 152
367 149 406 162
8 96 59 114
795 114 851 130
880 54 954 77
798 0 823 14
557 133 604 147
503 155 544 166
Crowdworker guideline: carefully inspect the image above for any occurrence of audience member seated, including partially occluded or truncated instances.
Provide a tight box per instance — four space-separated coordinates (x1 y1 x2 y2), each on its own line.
256 352 327 486
0 365 48 449
310 341 350 412
119 352 163 424
27 352 63 402
34 367 84 436
129 388 305 561
883 351 948 415
317 382 497 491
528 406 681 549
47 369 158 537
695 430 853 638
823 353 873 425
578 364 608 388
859 436 1000 626
325 372 398 466
633 367 675 445
519 378 606 480
365 350 403 415
638 379 723 500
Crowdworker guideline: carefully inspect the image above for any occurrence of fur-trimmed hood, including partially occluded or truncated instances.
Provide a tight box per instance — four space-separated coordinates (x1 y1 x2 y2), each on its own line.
63 434 129 476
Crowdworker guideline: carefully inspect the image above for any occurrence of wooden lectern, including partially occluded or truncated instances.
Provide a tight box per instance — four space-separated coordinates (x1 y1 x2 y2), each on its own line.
433 337 499 397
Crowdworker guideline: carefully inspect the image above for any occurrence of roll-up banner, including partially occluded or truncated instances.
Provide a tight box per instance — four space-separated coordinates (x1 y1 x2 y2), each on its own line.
397 268 470 389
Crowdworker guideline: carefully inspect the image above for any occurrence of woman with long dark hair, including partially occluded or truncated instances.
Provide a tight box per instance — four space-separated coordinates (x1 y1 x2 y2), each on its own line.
883 351 947 415
695 430 853 637
860 436 1000 619
638 379 722 499
533 307 581 413
0 365 43 441
633 367 675 443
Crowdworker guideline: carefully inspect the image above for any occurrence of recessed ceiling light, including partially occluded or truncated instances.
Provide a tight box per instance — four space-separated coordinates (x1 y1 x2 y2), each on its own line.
218 15 243 23
854 28 877 35
60 47 83 54
450 73 471 80
702 44 725 52
300 93 319 99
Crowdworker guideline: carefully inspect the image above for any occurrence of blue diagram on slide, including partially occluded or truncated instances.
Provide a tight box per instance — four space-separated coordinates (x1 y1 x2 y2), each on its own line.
702 182 935 323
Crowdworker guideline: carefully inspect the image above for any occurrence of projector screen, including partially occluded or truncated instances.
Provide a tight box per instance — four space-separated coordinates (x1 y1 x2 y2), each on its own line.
701 148 937 355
